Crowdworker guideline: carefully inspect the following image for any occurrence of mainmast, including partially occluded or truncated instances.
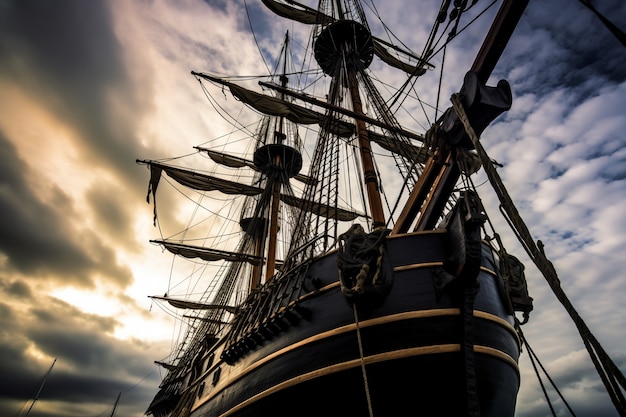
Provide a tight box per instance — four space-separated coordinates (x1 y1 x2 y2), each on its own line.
313 0 386 229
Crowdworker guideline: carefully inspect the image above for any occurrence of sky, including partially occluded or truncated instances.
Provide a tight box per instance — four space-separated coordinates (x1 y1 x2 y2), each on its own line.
0 0 625 416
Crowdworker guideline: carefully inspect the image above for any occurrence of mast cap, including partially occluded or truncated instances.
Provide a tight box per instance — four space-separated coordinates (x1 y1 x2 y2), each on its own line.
314 20 374 75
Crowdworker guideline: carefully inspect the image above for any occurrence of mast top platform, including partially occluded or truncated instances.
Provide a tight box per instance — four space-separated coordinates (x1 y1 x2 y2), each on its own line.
314 20 374 75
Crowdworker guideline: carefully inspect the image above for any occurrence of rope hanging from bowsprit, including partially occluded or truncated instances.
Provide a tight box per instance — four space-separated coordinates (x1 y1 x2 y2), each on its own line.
337 224 391 305
434 190 486 417
353 303 375 417
451 93 626 417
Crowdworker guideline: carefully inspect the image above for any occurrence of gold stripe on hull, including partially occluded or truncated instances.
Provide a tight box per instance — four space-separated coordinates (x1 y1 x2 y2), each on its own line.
393 262 497 277
195 308 518 413
218 343 518 417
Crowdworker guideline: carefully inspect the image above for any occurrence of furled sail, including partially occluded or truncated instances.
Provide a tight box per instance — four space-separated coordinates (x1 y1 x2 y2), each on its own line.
280 194 362 222
229 83 320 125
200 132 427 170
138 159 265 225
198 148 316 185
149 295 239 314
260 0 432 76
154 361 177 371
368 131 430 164
139 160 361 223
195 72 427 146
144 161 263 196
371 39 429 76
193 73 354 138
260 0 322 25
258 81 424 142
151 240 264 266
201 148 256 170
183 315 228 325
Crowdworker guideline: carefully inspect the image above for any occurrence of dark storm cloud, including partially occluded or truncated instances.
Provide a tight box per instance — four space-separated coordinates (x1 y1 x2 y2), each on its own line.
497 0 626 98
86 182 142 253
0 133 89 277
0 278 164 416
0 0 152 189
0 132 133 287
0 0 151 287
0 5 191 412
3 278 33 298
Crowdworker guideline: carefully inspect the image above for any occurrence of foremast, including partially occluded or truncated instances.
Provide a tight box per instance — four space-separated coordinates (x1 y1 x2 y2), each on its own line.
263 31 292 285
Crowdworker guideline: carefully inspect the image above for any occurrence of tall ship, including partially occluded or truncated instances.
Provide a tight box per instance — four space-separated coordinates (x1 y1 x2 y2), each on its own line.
138 1 626 416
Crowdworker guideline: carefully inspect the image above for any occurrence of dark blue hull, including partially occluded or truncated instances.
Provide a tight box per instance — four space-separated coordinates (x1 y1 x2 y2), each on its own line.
164 231 520 417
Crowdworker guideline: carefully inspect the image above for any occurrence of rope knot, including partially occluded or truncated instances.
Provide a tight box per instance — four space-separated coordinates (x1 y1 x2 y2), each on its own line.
337 224 391 305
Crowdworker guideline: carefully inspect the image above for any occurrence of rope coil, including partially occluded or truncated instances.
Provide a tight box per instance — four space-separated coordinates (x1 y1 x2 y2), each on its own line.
337 224 391 303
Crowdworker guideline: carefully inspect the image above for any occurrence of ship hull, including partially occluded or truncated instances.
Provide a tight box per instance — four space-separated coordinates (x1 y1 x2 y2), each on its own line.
181 231 520 417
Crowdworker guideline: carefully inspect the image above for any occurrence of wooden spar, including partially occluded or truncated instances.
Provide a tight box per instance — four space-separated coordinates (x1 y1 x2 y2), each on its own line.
392 0 529 234
322 1 385 229
257 81 423 142
392 152 453 233
471 0 531 84
265 171 281 279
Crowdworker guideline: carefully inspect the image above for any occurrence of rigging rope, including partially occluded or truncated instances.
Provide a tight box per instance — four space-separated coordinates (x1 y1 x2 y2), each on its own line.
519 326 578 417
353 303 374 417
451 93 626 417
389 0 498 118
577 0 626 47
525 337 558 417
244 0 271 74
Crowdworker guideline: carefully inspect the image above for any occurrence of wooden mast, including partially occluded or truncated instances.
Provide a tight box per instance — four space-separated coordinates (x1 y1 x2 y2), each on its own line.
264 31 290 281
347 70 386 229
332 1 386 229
250 235 264 290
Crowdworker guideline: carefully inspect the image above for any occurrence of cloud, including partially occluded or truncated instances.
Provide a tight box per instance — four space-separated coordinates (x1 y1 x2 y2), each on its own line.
0 132 133 287
517 348 626 417
0 0 159 290
0 276 167 417
0 2 168 412
0 0 157 196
